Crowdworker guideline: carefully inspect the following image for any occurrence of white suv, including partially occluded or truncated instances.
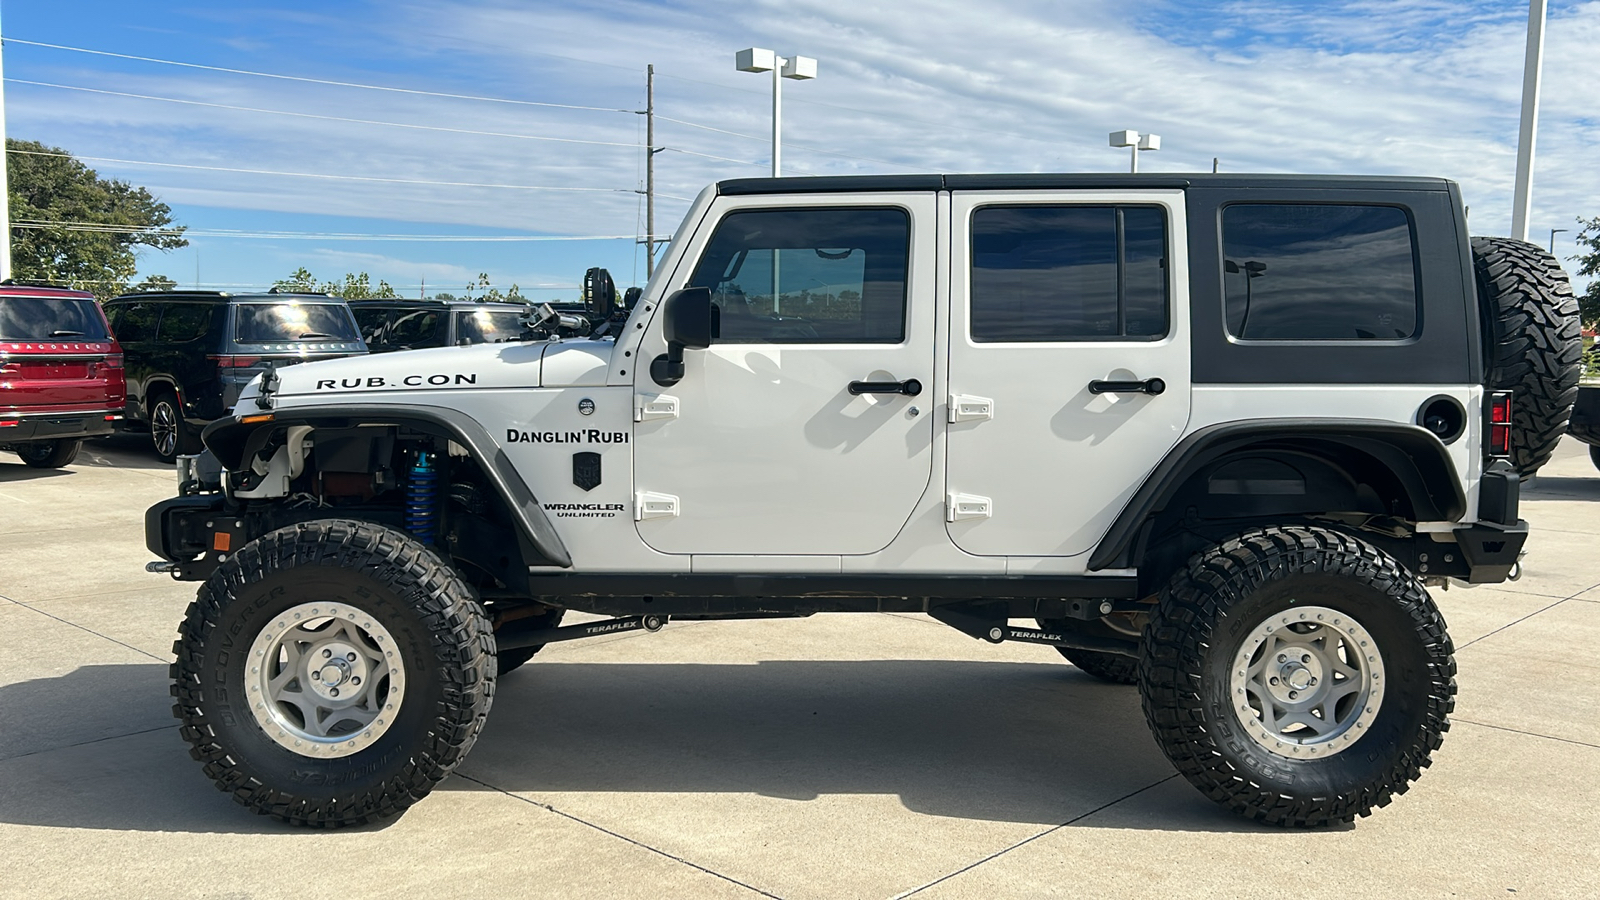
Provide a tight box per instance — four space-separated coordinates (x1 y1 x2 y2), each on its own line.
148 173 1580 829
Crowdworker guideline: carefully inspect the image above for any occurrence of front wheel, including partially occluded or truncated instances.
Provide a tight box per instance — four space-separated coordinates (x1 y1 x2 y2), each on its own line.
1140 526 1455 827
171 519 495 827
16 440 81 468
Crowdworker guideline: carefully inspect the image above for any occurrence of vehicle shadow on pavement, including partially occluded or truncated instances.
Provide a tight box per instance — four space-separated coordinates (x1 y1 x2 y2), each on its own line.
0 463 73 483
1523 474 1600 501
83 433 172 472
0 660 1265 834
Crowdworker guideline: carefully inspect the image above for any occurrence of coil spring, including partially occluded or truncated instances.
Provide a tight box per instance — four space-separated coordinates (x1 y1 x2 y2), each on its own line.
406 452 440 543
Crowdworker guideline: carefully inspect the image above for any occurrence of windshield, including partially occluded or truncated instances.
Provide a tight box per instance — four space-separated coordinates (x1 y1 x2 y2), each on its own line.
0 296 111 341
235 303 360 343
455 308 526 344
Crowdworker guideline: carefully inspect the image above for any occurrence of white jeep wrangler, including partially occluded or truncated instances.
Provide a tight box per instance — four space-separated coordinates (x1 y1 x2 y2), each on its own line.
148 173 1580 828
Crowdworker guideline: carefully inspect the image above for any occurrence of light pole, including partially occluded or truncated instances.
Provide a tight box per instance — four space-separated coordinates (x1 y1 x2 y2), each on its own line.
735 48 818 177
1550 227 1568 253
1110 130 1160 173
1511 0 1548 242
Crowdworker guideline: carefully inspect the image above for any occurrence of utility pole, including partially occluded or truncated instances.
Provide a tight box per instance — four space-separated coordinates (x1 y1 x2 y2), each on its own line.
646 64 656 277
1511 0 1547 242
0 6 13 282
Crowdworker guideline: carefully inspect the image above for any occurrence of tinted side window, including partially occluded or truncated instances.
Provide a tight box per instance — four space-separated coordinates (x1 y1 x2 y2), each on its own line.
970 205 1168 342
110 302 159 342
1221 204 1417 341
687 207 909 344
155 303 212 342
352 308 393 348
389 310 446 348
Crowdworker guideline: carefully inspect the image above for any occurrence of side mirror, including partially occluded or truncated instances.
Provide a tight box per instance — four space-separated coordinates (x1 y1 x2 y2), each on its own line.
651 287 717 386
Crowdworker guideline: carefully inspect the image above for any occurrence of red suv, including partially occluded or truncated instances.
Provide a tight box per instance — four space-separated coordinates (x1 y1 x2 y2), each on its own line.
0 285 125 468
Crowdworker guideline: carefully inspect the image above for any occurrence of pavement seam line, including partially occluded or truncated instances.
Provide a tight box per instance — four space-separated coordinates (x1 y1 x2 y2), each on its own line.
889 775 1180 899
0 724 172 763
452 772 784 899
1454 592 1587 652
0 595 167 663
1453 718 1600 750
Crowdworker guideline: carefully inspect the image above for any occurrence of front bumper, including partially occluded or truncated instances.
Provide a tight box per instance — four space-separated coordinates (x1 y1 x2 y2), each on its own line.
0 409 118 444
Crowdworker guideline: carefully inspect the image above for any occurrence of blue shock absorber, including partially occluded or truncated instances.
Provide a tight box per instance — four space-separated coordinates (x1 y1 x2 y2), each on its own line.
406 451 440 543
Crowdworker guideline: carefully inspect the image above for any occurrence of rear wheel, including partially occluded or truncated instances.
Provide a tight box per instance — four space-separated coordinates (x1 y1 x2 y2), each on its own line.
1141 525 1455 827
495 607 565 676
149 392 199 463
1471 236 1583 478
171 519 495 827
16 440 81 468
1591 444 1600 473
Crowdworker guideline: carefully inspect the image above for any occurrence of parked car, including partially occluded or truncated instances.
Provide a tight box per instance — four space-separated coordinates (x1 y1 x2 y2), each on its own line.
148 172 1578 829
349 298 535 352
0 284 126 468
104 290 365 461
1568 383 1600 470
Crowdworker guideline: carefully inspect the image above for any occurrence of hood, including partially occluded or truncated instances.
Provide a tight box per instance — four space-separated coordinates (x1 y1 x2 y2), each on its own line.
236 338 616 410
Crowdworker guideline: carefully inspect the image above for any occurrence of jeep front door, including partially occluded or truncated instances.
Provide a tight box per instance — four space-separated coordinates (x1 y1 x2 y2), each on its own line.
633 195 937 555
945 191 1191 559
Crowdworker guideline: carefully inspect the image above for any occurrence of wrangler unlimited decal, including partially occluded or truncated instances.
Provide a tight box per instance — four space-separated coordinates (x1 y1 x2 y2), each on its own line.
543 502 625 519
315 374 478 390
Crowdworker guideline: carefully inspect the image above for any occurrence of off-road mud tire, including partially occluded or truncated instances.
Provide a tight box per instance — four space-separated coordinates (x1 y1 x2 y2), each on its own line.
496 607 566 676
1471 236 1582 478
16 439 81 468
1036 618 1139 684
170 519 495 827
1140 525 1455 827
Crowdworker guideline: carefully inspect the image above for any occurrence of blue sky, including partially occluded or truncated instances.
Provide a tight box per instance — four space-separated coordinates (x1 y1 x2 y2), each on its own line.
4 0 1596 299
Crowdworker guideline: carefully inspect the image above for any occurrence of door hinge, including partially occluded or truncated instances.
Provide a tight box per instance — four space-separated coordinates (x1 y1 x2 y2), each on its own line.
948 394 994 423
635 491 680 521
946 492 993 522
635 394 680 422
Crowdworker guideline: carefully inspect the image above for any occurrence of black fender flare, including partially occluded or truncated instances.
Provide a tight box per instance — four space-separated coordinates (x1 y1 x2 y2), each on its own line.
1087 419 1466 571
201 404 573 568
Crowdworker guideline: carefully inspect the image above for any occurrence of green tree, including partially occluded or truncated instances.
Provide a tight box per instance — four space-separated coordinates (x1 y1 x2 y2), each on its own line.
7 139 187 299
273 267 396 299
1573 216 1600 328
460 272 525 303
131 274 177 292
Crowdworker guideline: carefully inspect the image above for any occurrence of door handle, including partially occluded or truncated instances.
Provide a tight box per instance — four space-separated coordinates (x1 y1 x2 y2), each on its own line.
1088 377 1166 396
849 378 923 397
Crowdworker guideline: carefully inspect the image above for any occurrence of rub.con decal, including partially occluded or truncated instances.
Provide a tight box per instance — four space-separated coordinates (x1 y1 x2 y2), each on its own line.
506 429 629 444
543 502 625 519
315 373 478 390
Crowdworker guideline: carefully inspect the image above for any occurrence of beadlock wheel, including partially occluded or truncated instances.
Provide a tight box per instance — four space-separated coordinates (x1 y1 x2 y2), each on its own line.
247 602 406 758
1228 605 1384 760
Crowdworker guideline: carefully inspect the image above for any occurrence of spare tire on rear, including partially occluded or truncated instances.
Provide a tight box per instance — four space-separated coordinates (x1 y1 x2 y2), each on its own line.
1471 236 1582 479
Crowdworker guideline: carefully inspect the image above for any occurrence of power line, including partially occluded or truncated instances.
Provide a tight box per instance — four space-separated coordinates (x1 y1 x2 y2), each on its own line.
5 148 655 195
5 37 635 114
655 114 901 166
11 221 658 242
7 79 644 149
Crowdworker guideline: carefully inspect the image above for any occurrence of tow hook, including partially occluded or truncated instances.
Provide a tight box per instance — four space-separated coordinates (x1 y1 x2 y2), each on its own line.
145 561 179 574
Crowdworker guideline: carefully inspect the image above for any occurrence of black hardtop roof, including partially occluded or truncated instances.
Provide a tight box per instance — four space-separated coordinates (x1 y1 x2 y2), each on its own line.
717 172 1458 196
107 290 350 303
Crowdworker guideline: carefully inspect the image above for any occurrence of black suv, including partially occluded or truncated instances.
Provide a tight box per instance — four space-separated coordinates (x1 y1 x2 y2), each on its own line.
348 298 537 352
104 291 365 461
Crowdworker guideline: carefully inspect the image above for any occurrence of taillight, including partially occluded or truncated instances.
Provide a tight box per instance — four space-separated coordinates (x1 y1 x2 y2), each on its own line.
1486 391 1513 459
102 352 124 370
209 355 263 368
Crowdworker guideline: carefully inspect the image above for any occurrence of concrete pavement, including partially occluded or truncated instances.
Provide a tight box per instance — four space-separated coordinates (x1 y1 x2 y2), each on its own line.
1 433 1598 899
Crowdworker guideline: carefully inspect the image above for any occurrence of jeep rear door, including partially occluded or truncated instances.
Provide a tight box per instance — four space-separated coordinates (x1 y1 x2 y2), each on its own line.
632 192 937 556
944 189 1192 559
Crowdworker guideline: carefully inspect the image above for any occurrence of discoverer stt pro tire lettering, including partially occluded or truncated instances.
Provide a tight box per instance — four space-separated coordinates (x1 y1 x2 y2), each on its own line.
1139 526 1455 827
170 519 495 827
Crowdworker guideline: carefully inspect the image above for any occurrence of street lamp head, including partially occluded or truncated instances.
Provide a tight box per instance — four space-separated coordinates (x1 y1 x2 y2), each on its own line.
782 55 818 80
1110 130 1141 148
1138 133 1161 151
736 48 777 73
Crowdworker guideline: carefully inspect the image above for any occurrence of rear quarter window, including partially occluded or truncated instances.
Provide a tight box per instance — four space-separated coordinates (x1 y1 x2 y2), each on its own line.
1220 204 1418 341
155 303 213 343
